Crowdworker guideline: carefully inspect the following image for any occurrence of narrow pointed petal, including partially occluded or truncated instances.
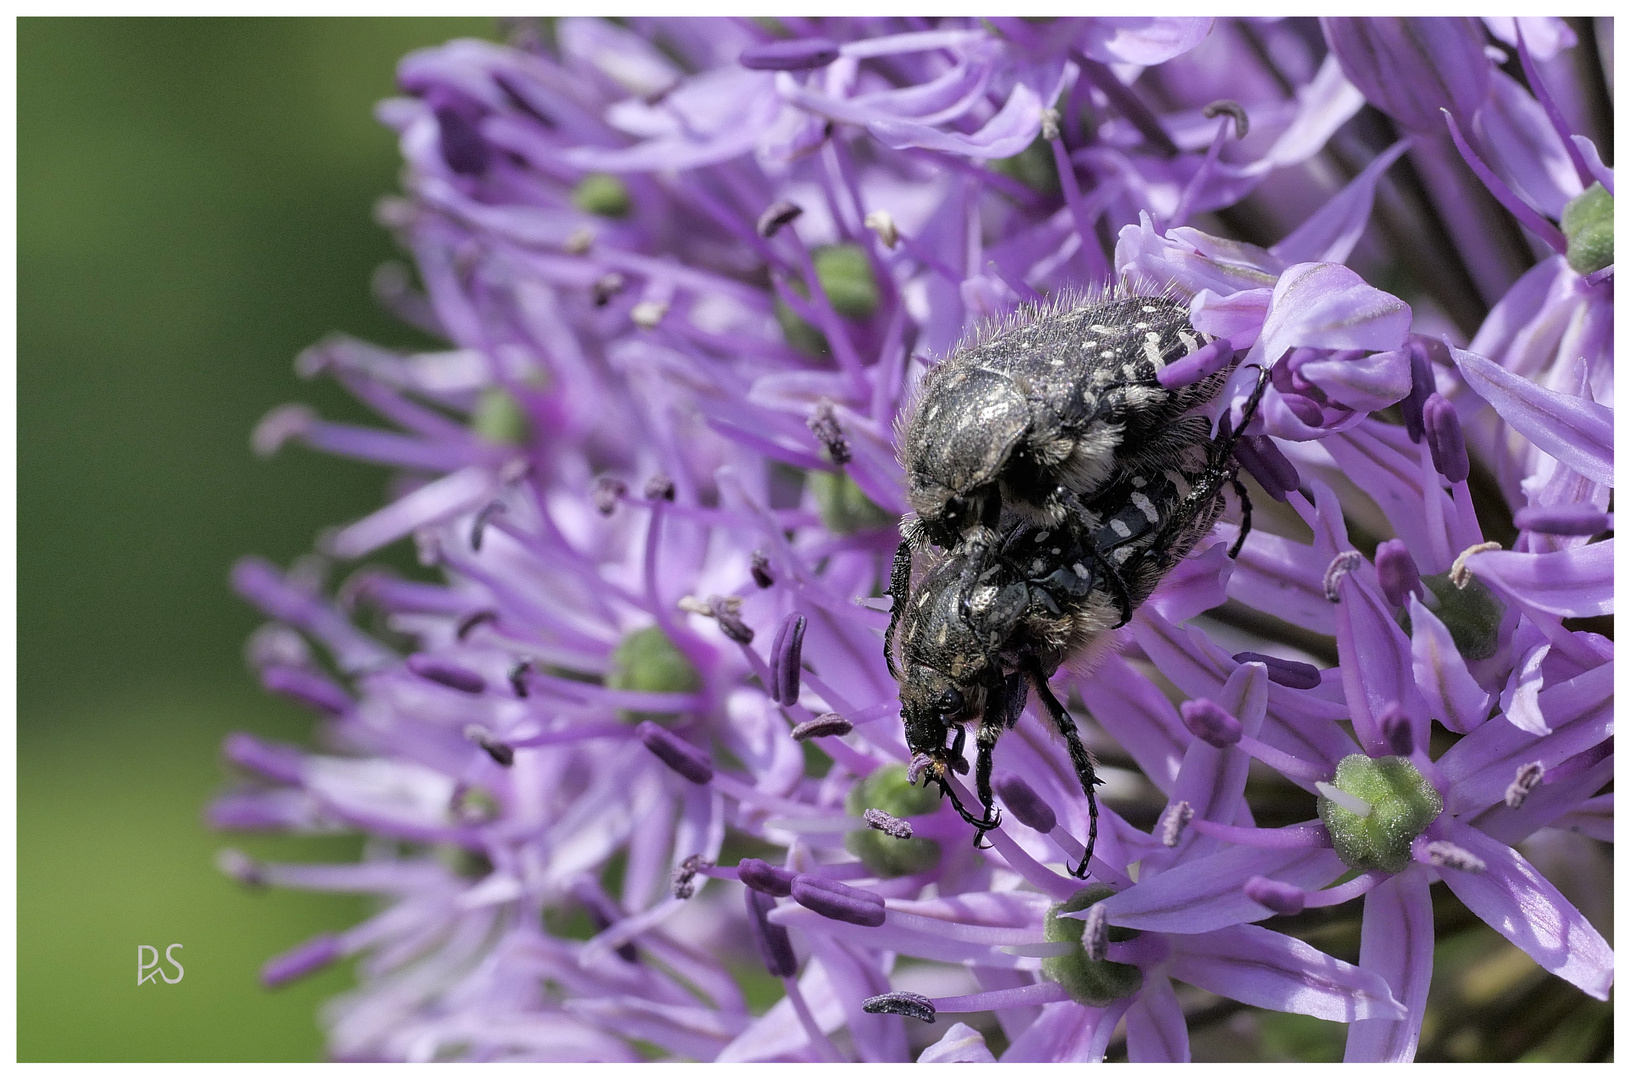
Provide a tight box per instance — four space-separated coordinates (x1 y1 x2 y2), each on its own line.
1170 923 1406 1021
1124 971 1189 1062
1436 662 1612 815
1100 846 1346 934
1460 542 1612 618
1332 561 1428 754
1344 867 1434 1062
1272 139 1411 265
1431 818 1614 1000
868 83 1043 159
1408 595 1492 734
1453 346 1613 485
1000 999 1118 1063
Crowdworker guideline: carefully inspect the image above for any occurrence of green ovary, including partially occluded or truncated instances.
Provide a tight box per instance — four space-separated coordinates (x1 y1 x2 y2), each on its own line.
1317 754 1443 874
1039 886 1143 1006
845 765 942 877
606 625 701 723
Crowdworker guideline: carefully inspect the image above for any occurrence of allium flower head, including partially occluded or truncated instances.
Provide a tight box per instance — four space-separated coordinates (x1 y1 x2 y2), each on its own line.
217 17 1611 1062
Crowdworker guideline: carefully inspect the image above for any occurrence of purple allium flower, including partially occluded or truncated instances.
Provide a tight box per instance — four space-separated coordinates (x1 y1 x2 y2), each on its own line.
216 17 1610 1062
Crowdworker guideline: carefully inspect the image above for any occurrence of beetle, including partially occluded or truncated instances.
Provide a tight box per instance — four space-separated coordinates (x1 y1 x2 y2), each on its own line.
891 368 1270 878
886 290 1236 676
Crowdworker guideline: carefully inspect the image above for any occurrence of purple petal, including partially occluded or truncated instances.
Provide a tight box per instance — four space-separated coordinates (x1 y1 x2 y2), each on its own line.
1076 655 1189 795
1251 262 1412 371
1116 216 1283 299
1321 424 1457 567
1000 1000 1119 1063
738 37 840 72
1124 971 1189 1062
1332 560 1428 756
1453 346 1612 485
1297 347 1414 413
1436 662 1612 814
1460 542 1612 618
1408 595 1492 735
1430 818 1613 1000
918 1022 996 1063
868 82 1043 159
1321 17 1491 135
1226 529 1336 635
1170 923 1406 1021
1076 17 1214 65
1272 139 1411 265
1343 867 1434 1062
1146 540 1232 622
1100 846 1346 934
1571 135 1614 194
1475 71 1582 220
1189 287 1274 348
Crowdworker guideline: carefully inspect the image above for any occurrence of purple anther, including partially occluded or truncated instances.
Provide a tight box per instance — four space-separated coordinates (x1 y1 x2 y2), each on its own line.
466 727 514 767
435 106 491 176
1233 651 1322 690
808 401 851 466
1375 539 1424 608
750 550 775 589
707 596 754 645
644 473 677 501
792 712 851 740
1180 698 1244 748
1280 392 1326 427
455 609 498 640
592 476 627 515
769 612 808 707
1514 504 1612 536
1155 338 1234 390
1378 702 1414 756
636 721 714 785
406 655 488 695
739 37 841 71
993 771 1058 834
1505 761 1545 809
791 874 887 927
258 665 352 716
738 857 796 897
261 933 343 988
756 200 804 239
861 990 936 1022
1401 339 1436 442
1423 393 1470 483
1422 840 1486 873
745 888 798 977
1237 434 1301 501
1244 875 1307 916
864 808 914 839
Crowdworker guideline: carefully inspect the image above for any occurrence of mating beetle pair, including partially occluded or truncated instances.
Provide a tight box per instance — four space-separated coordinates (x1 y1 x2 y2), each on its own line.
887 292 1267 877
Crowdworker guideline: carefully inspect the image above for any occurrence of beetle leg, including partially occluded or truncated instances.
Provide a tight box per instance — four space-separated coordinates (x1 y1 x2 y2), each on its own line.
1022 656 1099 879
884 538 914 680
947 723 970 774
971 717 1003 850
1229 476 1253 558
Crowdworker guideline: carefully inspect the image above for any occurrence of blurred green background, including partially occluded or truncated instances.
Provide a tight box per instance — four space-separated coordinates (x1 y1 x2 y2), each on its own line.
18 17 496 1060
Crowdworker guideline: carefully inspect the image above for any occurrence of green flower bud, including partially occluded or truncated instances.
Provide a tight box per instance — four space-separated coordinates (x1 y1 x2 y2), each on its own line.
844 765 942 877
774 295 830 356
811 244 880 319
990 135 1061 197
811 471 894 535
1317 754 1443 874
1398 572 1505 661
1561 182 1613 276
471 387 529 446
573 173 633 218
1040 885 1142 1006
606 625 701 723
